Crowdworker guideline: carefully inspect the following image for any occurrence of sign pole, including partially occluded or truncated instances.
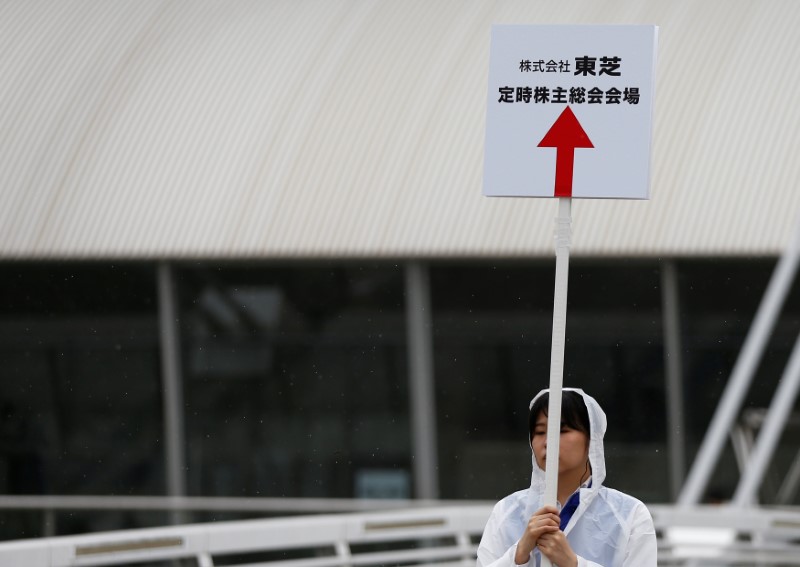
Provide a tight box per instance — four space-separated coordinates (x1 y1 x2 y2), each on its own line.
541 197 572 567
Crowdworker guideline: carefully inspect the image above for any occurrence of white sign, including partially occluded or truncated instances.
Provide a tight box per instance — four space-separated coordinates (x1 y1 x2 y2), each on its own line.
483 25 658 199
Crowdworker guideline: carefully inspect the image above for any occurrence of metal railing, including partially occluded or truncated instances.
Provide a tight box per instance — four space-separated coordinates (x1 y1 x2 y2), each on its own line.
2 500 800 566
651 505 800 565
0 503 485 567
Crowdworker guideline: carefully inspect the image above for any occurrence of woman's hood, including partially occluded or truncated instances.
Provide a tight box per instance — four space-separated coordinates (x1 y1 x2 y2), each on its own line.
527 387 607 499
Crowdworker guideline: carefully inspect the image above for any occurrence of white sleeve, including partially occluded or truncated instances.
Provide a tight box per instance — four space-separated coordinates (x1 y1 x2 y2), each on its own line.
573 501 656 567
478 543 533 567
476 503 534 567
575 556 604 567
622 502 658 566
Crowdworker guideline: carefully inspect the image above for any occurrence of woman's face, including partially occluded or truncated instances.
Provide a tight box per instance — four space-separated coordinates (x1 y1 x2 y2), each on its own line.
531 411 590 476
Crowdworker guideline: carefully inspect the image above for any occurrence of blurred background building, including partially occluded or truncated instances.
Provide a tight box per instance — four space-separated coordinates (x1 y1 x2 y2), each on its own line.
2 0 800 542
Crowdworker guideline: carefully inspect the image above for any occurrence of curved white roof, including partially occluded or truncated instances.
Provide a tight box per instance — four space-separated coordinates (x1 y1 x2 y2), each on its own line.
1 0 799 259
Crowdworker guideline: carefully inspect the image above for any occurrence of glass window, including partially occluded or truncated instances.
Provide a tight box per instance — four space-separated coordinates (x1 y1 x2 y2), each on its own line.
4 256 799 543
679 259 800 503
176 263 409 499
430 261 666 502
0 263 162 538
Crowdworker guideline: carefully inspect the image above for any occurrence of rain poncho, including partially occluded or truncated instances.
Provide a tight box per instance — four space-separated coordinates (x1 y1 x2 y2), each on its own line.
477 388 657 567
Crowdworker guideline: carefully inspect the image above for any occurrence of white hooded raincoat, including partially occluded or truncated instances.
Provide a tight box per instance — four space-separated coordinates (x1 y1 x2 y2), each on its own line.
477 388 657 567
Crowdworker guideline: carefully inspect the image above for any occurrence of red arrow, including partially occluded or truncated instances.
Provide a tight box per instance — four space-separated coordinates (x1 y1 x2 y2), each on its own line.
537 106 594 197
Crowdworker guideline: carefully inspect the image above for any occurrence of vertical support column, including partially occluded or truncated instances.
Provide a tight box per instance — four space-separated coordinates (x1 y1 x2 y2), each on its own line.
157 263 187 522
661 260 686 501
405 262 439 500
678 219 800 505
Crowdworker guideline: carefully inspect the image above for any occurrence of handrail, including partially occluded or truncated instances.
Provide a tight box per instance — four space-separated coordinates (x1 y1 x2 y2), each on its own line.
0 495 470 513
1 503 800 566
0 505 488 567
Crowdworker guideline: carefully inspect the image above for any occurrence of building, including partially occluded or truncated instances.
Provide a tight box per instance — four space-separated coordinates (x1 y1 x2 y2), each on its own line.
2 0 800 540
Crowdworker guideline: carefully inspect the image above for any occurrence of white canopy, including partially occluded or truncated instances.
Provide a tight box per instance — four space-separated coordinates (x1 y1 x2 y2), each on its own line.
1 0 799 259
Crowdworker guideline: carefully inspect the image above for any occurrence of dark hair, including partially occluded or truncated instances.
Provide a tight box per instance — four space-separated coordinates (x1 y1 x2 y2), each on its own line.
528 391 590 442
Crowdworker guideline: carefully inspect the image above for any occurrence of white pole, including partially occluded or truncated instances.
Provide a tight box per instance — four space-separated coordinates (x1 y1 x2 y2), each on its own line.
542 198 572 567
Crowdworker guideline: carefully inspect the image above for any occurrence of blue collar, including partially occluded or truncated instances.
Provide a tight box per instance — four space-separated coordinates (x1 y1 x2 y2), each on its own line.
559 479 591 530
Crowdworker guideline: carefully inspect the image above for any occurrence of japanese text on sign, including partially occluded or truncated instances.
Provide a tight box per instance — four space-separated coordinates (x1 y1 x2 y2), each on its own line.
518 56 622 75
500 55 638 105
498 86 639 104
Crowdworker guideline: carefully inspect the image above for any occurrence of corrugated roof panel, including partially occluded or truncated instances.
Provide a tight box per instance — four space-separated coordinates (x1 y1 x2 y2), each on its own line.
1 0 799 259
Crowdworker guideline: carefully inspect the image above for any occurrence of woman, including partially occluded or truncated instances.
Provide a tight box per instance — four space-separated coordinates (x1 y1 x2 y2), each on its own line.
477 388 656 567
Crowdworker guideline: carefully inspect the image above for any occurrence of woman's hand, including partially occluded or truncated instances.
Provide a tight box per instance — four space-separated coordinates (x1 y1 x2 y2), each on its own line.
537 529 578 567
514 506 560 564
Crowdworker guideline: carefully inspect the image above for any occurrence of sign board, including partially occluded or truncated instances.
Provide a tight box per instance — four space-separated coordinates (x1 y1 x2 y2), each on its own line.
483 25 658 199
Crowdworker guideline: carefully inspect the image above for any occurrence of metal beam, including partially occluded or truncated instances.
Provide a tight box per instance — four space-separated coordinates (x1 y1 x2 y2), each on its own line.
678 219 800 505
776 450 800 505
405 262 439 499
732 332 800 506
